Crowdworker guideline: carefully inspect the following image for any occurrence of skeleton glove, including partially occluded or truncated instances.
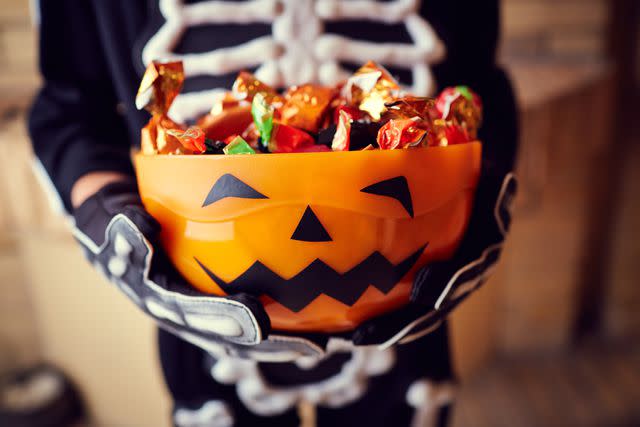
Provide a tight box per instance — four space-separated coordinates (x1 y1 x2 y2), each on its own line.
72 179 271 353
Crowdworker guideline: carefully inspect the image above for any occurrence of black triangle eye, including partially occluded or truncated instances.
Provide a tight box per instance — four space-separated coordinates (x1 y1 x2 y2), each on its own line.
202 174 268 207
361 176 414 218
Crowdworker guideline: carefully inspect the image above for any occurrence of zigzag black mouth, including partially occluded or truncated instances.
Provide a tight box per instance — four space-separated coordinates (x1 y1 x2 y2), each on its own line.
195 244 427 312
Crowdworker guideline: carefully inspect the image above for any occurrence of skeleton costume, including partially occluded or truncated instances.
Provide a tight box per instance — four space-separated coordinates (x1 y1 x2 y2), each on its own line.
28 1 518 426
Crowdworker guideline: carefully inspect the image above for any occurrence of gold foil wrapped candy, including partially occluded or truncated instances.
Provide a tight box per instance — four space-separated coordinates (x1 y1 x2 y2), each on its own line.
343 61 400 120
136 61 185 116
232 71 282 106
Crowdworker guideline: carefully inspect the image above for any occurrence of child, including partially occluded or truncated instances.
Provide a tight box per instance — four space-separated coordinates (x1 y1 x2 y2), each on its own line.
29 1 517 426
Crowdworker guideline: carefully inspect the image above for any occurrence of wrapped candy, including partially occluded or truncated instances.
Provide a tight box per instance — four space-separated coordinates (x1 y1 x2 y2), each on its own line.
197 106 254 141
269 123 315 153
224 136 256 155
135 60 483 155
141 116 189 155
167 127 206 153
279 84 335 133
429 119 471 146
136 61 184 116
251 93 275 149
435 86 482 139
377 118 429 150
232 71 282 105
333 105 367 124
210 92 241 116
342 61 400 120
331 110 352 151
383 97 435 122
240 122 261 147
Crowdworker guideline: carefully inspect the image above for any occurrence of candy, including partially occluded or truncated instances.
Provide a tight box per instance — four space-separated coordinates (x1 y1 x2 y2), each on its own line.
223 136 256 155
167 126 206 153
279 84 335 133
197 106 253 141
141 118 158 155
331 110 352 151
136 60 483 155
343 61 400 120
210 92 241 116
430 119 470 146
141 116 189 155
269 123 316 153
251 93 275 149
383 96 435 122
240 122 261 147
232 71 282 105
136 61 184 116
333 105 367 124
435 86 482 139
377 118 428 150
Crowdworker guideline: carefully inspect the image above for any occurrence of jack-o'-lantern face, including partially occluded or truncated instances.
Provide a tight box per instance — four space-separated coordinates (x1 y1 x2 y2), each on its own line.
135 143 481 332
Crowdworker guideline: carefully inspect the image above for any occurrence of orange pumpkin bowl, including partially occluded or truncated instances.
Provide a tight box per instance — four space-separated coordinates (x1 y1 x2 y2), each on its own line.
134 139 481 333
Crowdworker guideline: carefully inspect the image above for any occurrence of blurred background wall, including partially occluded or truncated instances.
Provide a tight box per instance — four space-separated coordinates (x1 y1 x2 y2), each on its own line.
0 0 638 426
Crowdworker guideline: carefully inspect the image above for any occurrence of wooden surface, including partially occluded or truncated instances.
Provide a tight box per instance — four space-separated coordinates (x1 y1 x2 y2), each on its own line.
602 121 640 339
453 341 640 427
491 64 616 354
501 0 608 60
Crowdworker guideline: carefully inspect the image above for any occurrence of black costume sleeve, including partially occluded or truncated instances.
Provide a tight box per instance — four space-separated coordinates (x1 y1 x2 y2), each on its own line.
28 0 134 212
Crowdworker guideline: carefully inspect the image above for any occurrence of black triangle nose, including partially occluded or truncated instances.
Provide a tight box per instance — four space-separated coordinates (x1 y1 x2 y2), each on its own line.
291 206 332 242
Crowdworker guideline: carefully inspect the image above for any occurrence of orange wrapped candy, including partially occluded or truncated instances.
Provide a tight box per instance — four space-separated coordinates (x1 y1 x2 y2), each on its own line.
197 106 254 142
210 92 241 116
141 116 188 155
167 127 207 153
278 84 336 133
136 61 184 116
232 71 282 106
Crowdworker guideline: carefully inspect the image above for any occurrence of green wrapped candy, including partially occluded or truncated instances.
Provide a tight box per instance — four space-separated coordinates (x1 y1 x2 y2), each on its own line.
223 136 256 155
251 92 274 149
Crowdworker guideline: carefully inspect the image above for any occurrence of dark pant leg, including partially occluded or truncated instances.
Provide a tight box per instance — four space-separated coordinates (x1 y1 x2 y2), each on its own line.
315 323 455 427
157 328 300 427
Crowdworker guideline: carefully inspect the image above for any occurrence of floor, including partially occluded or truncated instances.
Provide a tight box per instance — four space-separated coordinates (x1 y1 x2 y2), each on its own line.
452 341 640 427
